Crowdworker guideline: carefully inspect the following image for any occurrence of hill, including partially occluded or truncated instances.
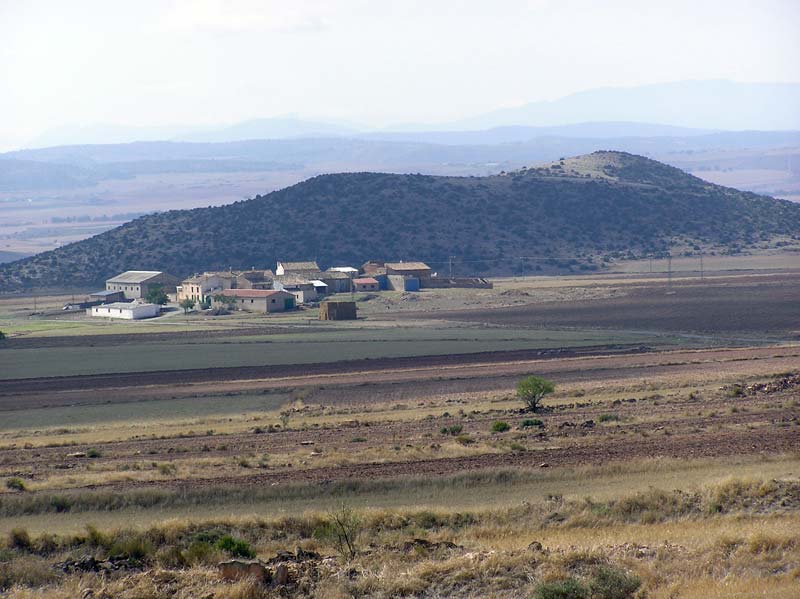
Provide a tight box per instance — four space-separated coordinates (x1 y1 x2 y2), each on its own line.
1 151 798 291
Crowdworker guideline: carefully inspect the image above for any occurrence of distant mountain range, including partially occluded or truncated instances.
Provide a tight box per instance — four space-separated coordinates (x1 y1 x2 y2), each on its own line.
23 80 800 148
2 152 798 291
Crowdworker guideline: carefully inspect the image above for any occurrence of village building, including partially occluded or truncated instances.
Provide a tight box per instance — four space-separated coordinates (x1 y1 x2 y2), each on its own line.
276 261 320 276
310 280 329 296
361 260 385 275
384 262 432 279
105 271 179 300
318 270 353 293
387 274 421 291
234 269 274 289
88 290 126 303
352 277 380 292
274 278 318 304
217 289 296 313
88 301 161 320
176 272 235 304
328 266 359 276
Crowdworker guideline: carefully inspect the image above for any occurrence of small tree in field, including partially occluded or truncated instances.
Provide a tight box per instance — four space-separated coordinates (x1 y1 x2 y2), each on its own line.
517 376 555 412
179 298 195 314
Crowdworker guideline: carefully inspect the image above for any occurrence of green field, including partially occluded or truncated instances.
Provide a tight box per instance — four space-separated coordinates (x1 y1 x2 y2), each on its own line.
0 326 688 380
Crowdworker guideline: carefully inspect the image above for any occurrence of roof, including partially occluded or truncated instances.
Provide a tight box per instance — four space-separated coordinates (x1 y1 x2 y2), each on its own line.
353 277 379 285
320 270 351 279
329 266 359 273
235 269 274 281
89 289 123 297
311 280 328 287
222 289 292 298
106 270 164 284
278 261 320 271
94 302 157 310
385 262 431 271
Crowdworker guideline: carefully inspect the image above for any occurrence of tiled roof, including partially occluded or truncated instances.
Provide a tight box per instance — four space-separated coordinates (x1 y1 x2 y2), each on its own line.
385 262 431 271
353 277 379 285
222 289 289 298
278 261 320 271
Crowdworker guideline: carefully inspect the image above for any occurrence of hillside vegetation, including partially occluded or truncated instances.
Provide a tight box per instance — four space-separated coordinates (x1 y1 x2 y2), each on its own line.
1 151 798 291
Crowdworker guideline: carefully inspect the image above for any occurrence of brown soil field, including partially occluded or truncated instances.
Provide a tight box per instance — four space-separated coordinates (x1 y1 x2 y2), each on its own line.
395 272 800 336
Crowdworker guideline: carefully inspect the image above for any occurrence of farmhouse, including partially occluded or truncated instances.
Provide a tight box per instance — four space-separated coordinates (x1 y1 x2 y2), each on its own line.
276 261 320 276
177 273 234 304
353 277 380 292
234 269 274 289
318 270 353 293
218 289 296 313
88 301 160 320
275 278 318 304
385 262 432 279
106 271 179 300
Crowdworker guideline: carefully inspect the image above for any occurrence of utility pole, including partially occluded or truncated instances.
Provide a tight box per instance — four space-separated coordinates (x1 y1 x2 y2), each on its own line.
699 253 704 281
667 255 673 293
448 256 455 278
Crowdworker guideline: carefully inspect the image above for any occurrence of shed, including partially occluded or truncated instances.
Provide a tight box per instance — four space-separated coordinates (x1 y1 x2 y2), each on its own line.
276 261 320 276
88 302 160 320
353 277 380 292
319 301 357 321
219 289 296 312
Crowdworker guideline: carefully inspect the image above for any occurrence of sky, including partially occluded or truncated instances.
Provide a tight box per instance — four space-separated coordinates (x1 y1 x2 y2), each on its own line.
1 0 799 149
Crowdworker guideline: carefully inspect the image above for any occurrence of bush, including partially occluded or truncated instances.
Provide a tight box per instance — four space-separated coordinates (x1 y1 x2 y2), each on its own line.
455 435 474 445
216 535 255 558
109 534 154 560
588 565 641 599
184 540 217 564
7 528 31 551
491 421 511 433
532 578 588 599
440 425 463 436
520 419 544 428
5 478 26 492
598 414 620 423
86 448 102 458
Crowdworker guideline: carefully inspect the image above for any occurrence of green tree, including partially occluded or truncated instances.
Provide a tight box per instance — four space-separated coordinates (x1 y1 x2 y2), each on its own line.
314 503 361 560
179 298 195 314
517 375 555 412
212 293 237 310
0 330 6 340
145 284 168 305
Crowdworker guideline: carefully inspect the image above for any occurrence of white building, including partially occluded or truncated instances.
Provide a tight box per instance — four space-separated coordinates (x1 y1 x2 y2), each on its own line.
88 302 161 320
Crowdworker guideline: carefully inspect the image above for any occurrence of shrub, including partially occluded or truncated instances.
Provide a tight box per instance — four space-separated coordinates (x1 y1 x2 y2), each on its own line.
598 414 620 423
440 425 463 436
532 577 588 599
517 375 555 412
216 535 255 558
184 540 217 564
7 528 31 551
86 448 102 458
109 534 154 560
520 419 544 428
491 421 511 433
350 437 367 443
314 504 361 560
588 565 641 599
157 463 177 476
5 478 26 492
455 435 474 445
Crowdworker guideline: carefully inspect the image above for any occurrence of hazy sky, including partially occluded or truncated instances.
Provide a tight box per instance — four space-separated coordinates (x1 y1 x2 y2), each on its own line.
1 0 799 147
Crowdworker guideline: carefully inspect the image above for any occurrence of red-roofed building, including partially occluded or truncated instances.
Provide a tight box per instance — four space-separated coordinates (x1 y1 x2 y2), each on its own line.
352 277 380 292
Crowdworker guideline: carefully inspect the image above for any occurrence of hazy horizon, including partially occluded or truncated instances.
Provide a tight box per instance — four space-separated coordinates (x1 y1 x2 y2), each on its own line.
2 1 799 151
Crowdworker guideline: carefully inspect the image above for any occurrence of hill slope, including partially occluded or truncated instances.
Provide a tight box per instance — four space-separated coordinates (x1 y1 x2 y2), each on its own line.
1 152 798 291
